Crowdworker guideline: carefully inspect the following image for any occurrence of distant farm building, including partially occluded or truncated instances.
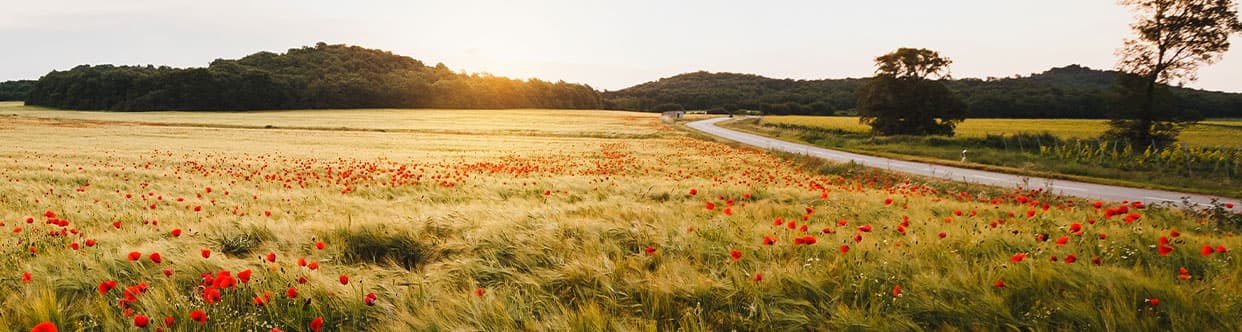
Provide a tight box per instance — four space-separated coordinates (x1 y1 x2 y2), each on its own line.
661 111 685 121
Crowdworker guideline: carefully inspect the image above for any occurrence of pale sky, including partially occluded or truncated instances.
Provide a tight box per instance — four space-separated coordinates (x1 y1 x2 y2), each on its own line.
2 0 1239 92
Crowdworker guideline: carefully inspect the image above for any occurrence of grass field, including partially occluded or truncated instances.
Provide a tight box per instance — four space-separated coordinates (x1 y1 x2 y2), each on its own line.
762 115 1242 148
731 116 1242 197
1 103 1241 331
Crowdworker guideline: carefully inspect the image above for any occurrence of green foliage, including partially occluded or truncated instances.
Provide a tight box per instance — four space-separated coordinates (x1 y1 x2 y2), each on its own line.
650 103 685 112
858 48 966 136
858 77 966 136
1111 0 1242 144
0 80 35 101
24 43 603 111
603 65 1242 118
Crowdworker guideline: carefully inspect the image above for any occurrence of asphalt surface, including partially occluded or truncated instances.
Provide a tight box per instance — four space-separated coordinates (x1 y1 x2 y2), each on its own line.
688 117 1240 211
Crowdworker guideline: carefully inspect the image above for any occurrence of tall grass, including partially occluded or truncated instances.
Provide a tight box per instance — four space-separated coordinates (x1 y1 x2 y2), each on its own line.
0 109 1239 330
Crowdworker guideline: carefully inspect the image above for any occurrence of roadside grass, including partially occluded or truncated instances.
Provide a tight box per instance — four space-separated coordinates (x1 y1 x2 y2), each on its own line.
725 117 1242 198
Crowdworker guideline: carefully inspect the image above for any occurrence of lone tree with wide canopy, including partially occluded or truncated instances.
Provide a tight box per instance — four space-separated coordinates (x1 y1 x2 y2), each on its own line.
856 48 966 136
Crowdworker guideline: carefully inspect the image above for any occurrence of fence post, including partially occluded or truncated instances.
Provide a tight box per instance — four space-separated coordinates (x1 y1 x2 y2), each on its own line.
1183 145 1192 177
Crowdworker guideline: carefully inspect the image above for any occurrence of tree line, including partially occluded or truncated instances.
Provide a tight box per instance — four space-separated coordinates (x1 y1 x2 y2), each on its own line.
22 43 602 111
602 65 1242 119
0 80 34 101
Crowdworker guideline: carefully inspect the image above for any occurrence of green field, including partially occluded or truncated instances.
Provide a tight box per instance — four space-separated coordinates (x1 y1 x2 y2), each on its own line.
1 103 1241 331
763 115 1242 148
727 116 1242 198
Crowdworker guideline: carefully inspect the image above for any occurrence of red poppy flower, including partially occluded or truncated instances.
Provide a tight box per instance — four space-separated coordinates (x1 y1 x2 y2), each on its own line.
1216 245 1228 253
1158 245 1174 256
729 249 742 261
1069 223 1082 233
238 269 252 284
994 279 1006 288
148 252 162 264
21 271 32 283
298 257 307 267
723 207 733 216
763 236 777 245
754 273 763 282
339 275 349 285
31 322 57 332
1147 298 1160 306
689 188 697 195
475 287 485 297
1010 253 1027 263
1099 233 1107 240
884 198 893 205
315 242 326 250
309 317 324 332
705 202 715 210
163 269 173 277
170 229 181 237
1201 245 1214 256
189 310 207 324
134 315 149 328
85 239 96 247
645 247 656 255
840 245 850 254
1055 236 1069 246
892 285 902 297
853 234 863 243
200 249 211 259
1064 255 1077 263
127 252 142 261
266 252 277 262
857 224 872 232
938 232 947 239
308 262 319 270
164 316 174 327
365 292 378 306
287 287 298 299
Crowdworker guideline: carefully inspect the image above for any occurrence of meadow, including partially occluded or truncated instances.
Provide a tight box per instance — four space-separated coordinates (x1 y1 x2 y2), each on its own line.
1 102 1241 331
760 116 1242 148
731 116 1242 198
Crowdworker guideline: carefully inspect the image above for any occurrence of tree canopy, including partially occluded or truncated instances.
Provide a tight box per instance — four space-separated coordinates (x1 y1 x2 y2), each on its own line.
23 43 602 111
602 65 1242 118
1108 0 1242 145
0 80 34 101
856 48 966 136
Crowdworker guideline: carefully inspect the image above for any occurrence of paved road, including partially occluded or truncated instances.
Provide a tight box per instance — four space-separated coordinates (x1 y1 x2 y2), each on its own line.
688 117 1240 211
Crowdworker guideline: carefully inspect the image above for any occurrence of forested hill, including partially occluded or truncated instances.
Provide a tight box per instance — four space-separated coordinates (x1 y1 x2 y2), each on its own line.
0 80 34 101
23 43 602 111
603 65 1242 118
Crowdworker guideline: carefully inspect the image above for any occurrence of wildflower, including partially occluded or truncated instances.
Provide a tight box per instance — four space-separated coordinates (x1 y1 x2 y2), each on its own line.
729 249 742 261
134 315 149 328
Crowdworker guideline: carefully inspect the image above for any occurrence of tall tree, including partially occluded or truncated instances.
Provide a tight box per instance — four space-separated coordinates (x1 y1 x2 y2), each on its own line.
1109 0 1242 145
856 48 966 136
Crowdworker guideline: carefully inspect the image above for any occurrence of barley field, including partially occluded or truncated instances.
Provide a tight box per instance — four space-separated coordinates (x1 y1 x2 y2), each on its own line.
1 103 1240 331
762 115 1242 148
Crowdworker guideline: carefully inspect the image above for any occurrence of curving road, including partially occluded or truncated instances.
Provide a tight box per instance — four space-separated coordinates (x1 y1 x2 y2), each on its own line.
688 117 1240 211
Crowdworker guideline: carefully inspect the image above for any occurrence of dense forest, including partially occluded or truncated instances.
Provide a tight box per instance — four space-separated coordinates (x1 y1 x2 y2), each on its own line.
22 43 602 111
0 80 34 101
603 65 1242 118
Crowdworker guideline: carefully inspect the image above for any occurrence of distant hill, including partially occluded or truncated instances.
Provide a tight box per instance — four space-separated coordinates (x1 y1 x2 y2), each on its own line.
0 80 34 101
603 65 1242 118
23 43 602 111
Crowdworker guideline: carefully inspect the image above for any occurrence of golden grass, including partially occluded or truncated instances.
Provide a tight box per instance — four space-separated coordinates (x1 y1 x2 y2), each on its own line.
1 103 1240 330
763 115 1242 147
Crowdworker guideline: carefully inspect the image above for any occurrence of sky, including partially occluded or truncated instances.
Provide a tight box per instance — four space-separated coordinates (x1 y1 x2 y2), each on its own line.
1 0 1239 92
